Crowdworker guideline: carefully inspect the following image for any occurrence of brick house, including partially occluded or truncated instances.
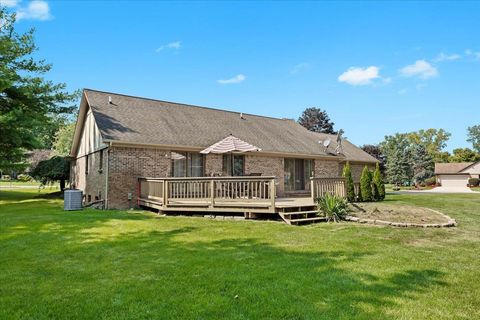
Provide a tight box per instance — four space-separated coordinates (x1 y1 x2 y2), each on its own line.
70 89 377 210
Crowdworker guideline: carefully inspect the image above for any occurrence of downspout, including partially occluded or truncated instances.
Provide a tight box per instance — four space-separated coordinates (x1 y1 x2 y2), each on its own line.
105 141 112 209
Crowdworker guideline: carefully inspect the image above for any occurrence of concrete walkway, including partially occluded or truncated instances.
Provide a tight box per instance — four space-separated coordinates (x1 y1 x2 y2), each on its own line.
392 186 476 194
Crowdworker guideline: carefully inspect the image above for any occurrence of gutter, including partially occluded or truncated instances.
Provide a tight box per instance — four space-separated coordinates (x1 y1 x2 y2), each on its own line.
105 141 111 209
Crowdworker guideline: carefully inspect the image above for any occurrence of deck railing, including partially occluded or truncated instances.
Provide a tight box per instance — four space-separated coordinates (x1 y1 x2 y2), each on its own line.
138 176 276 212
310 177 347 200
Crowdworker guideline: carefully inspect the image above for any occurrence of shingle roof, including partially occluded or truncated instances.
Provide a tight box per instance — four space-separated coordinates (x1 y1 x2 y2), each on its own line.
84 89 377 163
434 162 473 174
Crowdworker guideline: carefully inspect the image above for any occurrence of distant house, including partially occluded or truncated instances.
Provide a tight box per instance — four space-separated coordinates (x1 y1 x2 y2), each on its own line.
70 89 376 211
435 161 480 187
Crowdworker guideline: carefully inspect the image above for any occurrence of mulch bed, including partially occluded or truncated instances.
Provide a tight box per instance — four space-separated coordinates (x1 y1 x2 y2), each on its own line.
346 202 456 228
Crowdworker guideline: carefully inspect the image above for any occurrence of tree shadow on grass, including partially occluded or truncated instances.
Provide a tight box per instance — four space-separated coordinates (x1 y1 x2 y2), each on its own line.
0 217 447 319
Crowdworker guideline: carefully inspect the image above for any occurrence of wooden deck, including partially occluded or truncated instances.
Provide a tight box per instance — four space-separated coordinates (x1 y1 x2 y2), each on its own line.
137 176 345 224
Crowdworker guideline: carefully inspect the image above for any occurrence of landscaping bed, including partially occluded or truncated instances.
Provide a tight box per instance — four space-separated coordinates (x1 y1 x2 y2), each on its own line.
347 202 456 227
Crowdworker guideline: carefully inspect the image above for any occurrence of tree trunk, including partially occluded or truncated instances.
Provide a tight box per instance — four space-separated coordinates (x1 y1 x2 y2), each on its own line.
60 179 65 191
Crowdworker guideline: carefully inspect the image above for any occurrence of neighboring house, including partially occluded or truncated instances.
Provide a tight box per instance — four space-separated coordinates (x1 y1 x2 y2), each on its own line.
70 89 377 210
435 162 480 187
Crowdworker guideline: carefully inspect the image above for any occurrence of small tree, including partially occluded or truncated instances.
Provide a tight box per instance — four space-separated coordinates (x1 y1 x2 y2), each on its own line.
360 166 373 202
30 156 70 191
342 162 355 202
373 162 385 200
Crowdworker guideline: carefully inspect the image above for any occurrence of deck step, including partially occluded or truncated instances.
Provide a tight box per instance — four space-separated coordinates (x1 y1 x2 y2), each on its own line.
289 216 327 224
282 210 318 216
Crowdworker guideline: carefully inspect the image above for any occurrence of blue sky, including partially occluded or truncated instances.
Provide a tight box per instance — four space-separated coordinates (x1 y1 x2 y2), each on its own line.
5 1 480 151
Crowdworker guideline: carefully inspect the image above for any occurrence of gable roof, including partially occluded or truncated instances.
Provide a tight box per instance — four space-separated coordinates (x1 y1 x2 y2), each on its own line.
79 89 377 163
435 162 473 174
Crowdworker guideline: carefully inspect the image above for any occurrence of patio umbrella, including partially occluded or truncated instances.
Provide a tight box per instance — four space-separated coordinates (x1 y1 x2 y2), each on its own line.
200 135 261 154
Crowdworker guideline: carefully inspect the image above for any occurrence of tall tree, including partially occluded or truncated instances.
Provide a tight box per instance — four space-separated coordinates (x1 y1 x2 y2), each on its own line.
407 128 451 162
0 8 77 172
361 144 386 173
467 125 480 153
383 135 413 186
298 107 337 134
53 122 76 156
449 148 480 163
412 144 434 185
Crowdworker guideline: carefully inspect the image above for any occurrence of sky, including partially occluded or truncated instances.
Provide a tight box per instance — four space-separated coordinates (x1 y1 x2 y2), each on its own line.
4 0 480 151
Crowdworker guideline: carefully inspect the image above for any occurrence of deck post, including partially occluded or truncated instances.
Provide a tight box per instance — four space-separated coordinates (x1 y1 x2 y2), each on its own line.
162 179 168 209
209 179 215 208
270 178 276 212
310 178 315 202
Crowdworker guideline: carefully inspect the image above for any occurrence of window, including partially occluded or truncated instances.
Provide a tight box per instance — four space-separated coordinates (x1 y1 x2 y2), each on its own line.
171 152 204 177
99 150 103 172
223 154 245 176
85 155 89 175
284 158 314 191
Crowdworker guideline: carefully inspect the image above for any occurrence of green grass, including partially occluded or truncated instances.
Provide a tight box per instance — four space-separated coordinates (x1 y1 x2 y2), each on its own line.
1 189 479 319
471 186 480 192
0 180 60 188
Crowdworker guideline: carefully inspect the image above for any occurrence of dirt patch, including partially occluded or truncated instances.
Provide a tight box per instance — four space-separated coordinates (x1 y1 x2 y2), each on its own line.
347 202 455 227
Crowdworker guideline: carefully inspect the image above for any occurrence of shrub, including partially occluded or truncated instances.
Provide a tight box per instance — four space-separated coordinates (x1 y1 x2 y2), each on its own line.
357 183 363 202
372 162 385 201
342 162 355 202
360 166 373 202
1 175 11 181
468 178 480 187
17 174 32 182
316 193 349 222
424 176 437 186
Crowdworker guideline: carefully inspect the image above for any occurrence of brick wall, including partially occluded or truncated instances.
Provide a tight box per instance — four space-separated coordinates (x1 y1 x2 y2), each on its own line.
350 163 375 182
107 146 171 209
205 154 223 176
245 155 285 195
71 149 107 203
314 159 341 177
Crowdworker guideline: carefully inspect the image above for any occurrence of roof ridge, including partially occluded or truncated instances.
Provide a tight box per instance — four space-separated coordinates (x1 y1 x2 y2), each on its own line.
83 88 295 122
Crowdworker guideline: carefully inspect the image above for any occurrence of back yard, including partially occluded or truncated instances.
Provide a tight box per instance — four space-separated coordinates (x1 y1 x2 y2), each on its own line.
0 189 479 319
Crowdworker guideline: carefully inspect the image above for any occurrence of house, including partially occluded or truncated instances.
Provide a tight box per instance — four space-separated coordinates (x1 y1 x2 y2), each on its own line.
70 89 377 214
434 161 480 187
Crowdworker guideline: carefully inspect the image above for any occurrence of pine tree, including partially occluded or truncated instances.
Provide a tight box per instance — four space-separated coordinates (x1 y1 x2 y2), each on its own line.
373 162 385 201
360 166 373 202
342 162 355 202
412 144 434 186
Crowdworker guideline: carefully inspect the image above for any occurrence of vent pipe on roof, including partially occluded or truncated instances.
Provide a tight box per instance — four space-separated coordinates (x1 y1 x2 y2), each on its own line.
108 96 112 104
240 112 245 120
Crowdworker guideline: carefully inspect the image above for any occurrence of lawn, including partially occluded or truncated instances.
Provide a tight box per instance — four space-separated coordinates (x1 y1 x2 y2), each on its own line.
1 189 479 319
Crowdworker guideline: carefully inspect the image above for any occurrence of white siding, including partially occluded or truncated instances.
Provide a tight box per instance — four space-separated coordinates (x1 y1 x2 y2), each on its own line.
77 106 106 157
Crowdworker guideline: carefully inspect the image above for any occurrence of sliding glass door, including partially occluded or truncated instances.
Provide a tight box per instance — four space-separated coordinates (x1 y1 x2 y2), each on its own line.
284 158 313 192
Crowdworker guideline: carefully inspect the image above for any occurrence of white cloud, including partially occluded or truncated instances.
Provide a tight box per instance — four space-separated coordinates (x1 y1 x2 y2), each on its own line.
155 41 181 52
0 0 19 8
399 60 438 79
465 49 480 60
217 74 246 84
290 63 309 74
16 0 52 21
433 52 461 62
337 66 380 86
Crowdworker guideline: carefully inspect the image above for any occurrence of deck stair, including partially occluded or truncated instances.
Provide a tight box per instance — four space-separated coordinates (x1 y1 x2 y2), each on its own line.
278 206 326 225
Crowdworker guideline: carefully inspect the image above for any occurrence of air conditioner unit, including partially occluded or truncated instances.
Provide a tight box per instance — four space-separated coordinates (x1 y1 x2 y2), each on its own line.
64 189 83 211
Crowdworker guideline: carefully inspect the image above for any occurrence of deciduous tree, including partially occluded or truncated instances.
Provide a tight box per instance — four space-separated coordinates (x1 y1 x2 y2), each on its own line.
467 125 480 153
